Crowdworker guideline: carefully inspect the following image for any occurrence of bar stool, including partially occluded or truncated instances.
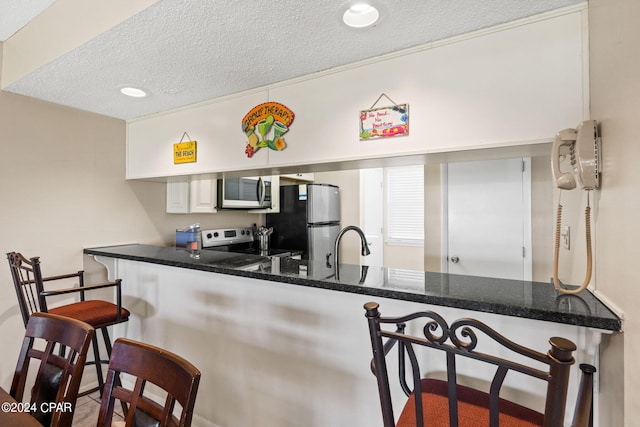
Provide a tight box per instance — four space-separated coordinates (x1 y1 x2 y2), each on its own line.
7 252 130 396
364 301 597 427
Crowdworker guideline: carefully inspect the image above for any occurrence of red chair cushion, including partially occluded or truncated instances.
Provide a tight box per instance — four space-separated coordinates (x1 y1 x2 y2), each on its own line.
49 300 130 327
397 378 544 427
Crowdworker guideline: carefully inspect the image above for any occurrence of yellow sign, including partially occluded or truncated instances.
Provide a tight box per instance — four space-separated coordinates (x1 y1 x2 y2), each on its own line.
174 141 197 164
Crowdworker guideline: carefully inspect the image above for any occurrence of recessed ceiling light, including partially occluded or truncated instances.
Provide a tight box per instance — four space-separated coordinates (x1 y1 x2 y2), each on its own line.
342 3 380 28
120 87 148 98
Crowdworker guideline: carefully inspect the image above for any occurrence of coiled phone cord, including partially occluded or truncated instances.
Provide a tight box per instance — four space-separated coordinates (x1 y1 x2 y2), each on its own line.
553 191 593 294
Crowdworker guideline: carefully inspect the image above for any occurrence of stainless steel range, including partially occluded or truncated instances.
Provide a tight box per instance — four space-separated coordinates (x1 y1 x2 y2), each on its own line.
201 227 294 257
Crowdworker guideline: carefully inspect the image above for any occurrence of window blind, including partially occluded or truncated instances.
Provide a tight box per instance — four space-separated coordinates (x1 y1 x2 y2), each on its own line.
386 268 425 290
386 165 424 245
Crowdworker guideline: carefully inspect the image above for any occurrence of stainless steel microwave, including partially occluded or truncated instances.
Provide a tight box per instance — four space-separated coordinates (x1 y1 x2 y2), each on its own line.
217 176 272 209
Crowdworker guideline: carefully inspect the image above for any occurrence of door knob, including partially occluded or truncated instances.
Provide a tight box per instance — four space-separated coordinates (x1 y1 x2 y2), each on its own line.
450 256 460 264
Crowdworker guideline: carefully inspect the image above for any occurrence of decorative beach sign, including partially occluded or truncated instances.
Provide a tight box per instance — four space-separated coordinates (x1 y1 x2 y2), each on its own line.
174 132 197 164
359 93 409 140
241 102 295 158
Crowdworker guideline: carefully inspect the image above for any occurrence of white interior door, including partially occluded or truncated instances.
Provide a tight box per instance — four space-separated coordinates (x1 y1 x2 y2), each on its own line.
360 168 384 266
445 158 531 280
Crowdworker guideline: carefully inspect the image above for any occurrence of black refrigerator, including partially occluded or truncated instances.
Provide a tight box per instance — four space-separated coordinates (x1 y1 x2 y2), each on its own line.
267 184 340 263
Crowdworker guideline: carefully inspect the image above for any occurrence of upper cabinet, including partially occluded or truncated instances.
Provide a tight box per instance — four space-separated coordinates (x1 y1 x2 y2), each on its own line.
189 174 218 213
165 174 217 214
166 176 191 213
127 91 269 179
127 8 587 179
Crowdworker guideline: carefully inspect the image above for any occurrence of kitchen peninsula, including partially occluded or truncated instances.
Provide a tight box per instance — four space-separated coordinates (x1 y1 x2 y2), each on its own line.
85 244 620 331
84 243 619 427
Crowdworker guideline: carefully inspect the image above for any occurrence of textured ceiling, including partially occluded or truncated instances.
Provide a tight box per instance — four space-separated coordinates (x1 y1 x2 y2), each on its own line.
1 0 583 120
0 0 55 40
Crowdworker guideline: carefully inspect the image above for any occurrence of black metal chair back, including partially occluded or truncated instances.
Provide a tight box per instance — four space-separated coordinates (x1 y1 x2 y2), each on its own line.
364 302 596 427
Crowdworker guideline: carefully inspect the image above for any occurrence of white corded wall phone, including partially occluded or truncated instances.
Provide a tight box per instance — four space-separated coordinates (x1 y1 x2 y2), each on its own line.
551 120 600 294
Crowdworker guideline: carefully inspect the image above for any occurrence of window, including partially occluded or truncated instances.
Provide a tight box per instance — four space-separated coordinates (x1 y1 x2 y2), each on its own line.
386 268 425 290
386 165 424 245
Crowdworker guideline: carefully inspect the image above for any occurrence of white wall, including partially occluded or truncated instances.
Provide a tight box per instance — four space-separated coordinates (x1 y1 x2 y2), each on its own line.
531 156 555 282
126 7 588 181
0 89 261 389
589 0 639 425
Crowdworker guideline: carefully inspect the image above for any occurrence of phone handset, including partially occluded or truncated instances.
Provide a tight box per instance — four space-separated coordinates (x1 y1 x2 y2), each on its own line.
551 128 578 190
551 120 599 294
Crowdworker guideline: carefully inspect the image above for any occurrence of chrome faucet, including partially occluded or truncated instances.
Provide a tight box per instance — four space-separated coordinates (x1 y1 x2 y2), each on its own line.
334 225 370 280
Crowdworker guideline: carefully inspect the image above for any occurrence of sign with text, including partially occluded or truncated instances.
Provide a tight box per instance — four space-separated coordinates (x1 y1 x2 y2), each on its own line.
241 102 295 158
359 104 409 140
173 140 197 164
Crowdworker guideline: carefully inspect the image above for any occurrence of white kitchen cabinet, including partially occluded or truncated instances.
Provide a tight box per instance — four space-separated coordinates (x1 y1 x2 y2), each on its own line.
280 173 315 182
189 174 217 213
166 176 190 213
166 175 217 213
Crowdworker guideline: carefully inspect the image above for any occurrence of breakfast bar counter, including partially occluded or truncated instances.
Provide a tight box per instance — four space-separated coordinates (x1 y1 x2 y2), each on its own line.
84 244 621 332
83 243 620 427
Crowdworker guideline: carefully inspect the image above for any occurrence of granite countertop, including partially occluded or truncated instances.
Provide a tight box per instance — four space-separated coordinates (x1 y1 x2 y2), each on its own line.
84 244 622 332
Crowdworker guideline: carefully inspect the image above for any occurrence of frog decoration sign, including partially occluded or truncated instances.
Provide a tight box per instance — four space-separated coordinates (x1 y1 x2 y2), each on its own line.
241 102 295 158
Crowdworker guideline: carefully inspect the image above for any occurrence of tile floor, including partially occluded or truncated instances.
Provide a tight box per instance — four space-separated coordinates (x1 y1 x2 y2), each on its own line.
71 391 124 426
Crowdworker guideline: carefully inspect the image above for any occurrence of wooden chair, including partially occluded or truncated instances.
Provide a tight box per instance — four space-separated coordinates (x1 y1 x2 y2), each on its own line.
364 302 597 427
6 251 130 396
97 338 202 427
11 312 94 427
